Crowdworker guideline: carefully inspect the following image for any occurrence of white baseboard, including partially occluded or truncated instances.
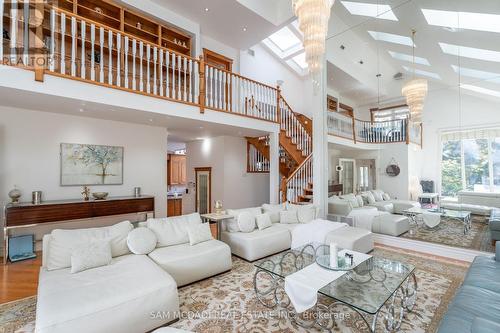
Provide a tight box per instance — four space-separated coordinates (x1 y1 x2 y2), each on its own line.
373 234 491 262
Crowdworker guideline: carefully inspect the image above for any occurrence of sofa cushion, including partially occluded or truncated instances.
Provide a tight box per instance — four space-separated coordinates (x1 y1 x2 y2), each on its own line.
127 227 157 255
262 203 286 223
297 206 316 223
280 210 299 224
355 195 364 207
36 254 179 333
368 201 394 213
361 192 376 204
328 198 353 216
463 256 500 294
256 213 272 230
221 225 291 261
238 211 256 232
287 203 319 219
471 317 500 333
46 221 133 271
70 240 112 274
148 240 231 286
391 200 420 214
371 190 385 202
340 194 359 208
382 193 391 201
225 207 262 232
147 213 202 247
186 223 213 245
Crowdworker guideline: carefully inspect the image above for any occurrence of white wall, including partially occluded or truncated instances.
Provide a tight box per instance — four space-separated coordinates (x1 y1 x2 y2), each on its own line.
183 136 269 213
240 44 307 116
0 107 169 252
201 35 241 73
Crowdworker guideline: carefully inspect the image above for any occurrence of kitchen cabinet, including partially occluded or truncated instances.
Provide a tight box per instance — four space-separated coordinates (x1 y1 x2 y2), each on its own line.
167 154 186 185
167 198 182 216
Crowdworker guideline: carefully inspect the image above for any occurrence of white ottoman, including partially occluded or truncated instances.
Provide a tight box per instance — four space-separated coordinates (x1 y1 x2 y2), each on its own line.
325 226 374 253
372 214 410 236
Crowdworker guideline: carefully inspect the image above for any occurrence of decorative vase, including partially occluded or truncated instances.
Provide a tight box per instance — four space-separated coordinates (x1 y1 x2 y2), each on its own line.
8 187 21 203
215 200 223 214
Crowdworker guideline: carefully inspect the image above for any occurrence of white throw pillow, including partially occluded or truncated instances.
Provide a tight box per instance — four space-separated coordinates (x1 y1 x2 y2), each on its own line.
127 227 157 255
238 211 256 233
280 210 299 224
262 203 285 223
297 206 316 223
355 195 364 207
226 207 262 232
147 213 202 247
287 203 319 219
340 194 359 208
383 193 391 201
256 213 273 230
70 240 112 274
361 192 376 205
47 221 133 271
186 223 213 245
371 190 384 202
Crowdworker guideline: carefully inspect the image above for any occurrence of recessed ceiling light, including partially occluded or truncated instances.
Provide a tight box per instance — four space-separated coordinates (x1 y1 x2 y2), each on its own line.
199 126 203 129
388 51 430 66
341 1 398 21
243 27 247 32
79 108 84 112
461 84 500 98
439 42 500 63
204 7 209 12
149 119 153 122
422 9 500 34
451 65 500 83
368 31 414 47
402 66 441 80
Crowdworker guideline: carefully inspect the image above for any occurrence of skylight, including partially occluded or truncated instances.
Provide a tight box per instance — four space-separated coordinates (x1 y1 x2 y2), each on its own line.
439 42 500 63
461 84 500 98
292 52 308 69
402 66 441 80
422 9 500 34
388 51 430 66
368 31 414 46
268 27 301 52
341 1 398 21
451 65 500 84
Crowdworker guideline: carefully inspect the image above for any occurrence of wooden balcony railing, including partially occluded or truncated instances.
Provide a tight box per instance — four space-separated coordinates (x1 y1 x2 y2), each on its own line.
281 153 312 203
0 2 279 123
327 111 422 147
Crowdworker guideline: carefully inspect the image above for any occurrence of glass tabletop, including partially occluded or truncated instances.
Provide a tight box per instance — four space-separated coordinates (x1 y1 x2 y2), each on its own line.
403 207 471 219
254 243 415 315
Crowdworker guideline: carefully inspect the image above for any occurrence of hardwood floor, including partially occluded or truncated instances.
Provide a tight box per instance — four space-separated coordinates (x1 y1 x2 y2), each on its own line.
0 253 41 304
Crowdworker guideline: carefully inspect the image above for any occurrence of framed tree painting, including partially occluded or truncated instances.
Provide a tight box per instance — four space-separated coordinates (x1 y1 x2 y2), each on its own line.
60 143 124 186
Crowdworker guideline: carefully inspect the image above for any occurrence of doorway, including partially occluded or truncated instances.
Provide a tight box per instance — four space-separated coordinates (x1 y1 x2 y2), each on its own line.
339 158 356 194
195 167 212 214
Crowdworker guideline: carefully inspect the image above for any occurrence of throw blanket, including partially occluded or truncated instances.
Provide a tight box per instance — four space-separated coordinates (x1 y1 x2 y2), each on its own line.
348 209 389 231
284 249 372 313
290 219 348 249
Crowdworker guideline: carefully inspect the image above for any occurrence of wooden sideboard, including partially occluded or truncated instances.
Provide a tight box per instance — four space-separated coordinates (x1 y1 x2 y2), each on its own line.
3 196 154 264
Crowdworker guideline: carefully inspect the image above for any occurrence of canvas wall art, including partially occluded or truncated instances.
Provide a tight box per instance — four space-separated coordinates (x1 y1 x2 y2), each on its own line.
60 143 123 186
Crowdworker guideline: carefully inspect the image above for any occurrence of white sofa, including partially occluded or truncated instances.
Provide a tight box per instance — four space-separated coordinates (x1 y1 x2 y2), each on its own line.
441 191 499 216
36 213 232 333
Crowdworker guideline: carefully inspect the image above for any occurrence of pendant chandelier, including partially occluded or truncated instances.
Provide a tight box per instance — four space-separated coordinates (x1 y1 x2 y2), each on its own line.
293 0 335 78
402 30 427 124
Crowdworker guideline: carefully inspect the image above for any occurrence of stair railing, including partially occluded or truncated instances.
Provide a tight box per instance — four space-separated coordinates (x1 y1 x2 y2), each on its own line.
279 96 312 156
247 140 270 172
281 154 313 203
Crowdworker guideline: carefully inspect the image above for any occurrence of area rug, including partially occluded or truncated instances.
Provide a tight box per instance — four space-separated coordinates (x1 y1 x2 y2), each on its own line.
1 247 468 333
401 215 493 252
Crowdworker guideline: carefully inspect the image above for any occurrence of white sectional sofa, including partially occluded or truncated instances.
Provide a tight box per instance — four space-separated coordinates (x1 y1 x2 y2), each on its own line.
441 191 500 216
36 213 232 333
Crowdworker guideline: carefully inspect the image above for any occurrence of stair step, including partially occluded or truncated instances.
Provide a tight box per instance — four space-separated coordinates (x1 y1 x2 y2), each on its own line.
298 195 313 202
301 195 313 199
304 187 313 194
292 200 312 205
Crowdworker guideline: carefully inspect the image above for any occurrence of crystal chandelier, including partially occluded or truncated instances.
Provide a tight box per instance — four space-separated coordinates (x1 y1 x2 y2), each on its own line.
293 0 335 78
402 30 427 124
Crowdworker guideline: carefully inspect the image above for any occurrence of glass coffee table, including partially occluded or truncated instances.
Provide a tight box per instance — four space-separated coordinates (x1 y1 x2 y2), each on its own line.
253 243 417 332
403 207 472 234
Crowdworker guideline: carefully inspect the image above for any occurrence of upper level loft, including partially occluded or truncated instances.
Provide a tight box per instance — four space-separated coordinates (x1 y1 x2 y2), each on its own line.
0 0 285 127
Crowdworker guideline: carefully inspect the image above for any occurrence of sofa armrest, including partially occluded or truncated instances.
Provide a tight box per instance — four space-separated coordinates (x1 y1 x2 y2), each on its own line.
328 200 352 216
471 317 500 333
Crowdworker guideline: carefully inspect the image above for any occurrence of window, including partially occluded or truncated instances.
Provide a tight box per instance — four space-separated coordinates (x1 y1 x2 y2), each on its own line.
441 129 500 196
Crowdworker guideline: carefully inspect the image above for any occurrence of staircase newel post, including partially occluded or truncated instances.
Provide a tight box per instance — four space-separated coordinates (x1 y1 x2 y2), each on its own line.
198 55 205 114
405 118 410 144
280 176 287 203
276 85 281 126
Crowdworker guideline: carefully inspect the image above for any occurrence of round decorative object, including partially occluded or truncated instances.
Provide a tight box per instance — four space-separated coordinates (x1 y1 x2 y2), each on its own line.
127 227 157 255
8 187 21 203
215 200 223 214
94 7 103 14
316 255 355 271
386 164 401 177
92 192 109 200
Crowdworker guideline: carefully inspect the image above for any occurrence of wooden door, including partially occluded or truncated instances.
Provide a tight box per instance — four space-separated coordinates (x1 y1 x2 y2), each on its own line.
170 157 180 185
195 167 212 214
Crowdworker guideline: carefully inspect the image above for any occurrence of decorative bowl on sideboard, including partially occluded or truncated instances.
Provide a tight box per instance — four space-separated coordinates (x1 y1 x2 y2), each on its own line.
92 192 109 200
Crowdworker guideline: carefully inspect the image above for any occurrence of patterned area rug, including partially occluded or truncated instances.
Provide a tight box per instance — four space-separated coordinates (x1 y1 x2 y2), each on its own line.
401 215 493 252
1 247 468 333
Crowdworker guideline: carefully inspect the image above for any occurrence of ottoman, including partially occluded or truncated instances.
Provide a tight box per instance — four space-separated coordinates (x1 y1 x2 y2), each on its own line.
372 214 410 236
325 226 374 254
